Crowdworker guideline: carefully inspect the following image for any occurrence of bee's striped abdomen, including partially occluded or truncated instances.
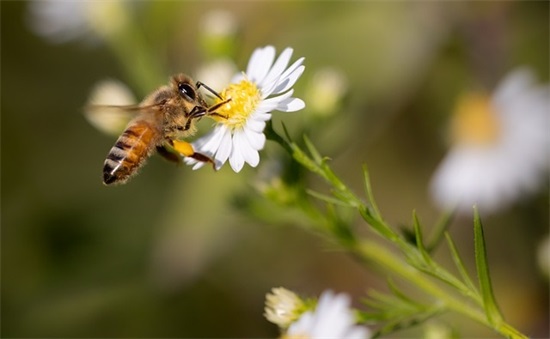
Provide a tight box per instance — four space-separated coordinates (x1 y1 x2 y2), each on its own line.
103 122 157 185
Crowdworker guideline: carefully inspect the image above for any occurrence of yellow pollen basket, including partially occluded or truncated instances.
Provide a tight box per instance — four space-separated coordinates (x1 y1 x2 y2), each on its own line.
281 334 310 339
450 92 501 146
212 79 261 129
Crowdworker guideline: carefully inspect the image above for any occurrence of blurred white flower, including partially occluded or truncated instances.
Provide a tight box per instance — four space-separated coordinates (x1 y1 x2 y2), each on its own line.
430 67 550 214
26 0 129 43
285 290 370 339
305 67 348 117
186 45 306 172
200 9 238 39
264 287 305 329
198 9 239 59
195 59 238 96
84 79 136 136
424 321 454 339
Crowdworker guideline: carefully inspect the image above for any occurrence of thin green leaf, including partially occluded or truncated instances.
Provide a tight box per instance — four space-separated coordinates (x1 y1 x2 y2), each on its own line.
445 232 479 298
331 189 358 208
360 304 445 338
473 206 503 324
358 206 399 241
387 279 418 306
366 289 398 307
303 135 324 165
362 165 382 219
291 144 323 176
427 209 455 252
321 200 356 244
280 121 292 143
413 211 430 262
305 189 350 207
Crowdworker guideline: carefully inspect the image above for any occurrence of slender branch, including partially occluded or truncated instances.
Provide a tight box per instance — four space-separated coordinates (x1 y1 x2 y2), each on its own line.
356 241 527 339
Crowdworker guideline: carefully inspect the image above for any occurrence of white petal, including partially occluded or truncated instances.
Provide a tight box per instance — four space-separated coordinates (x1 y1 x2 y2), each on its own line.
192 161 207 170
245 47 265 79
259 89 295 111
244 125 266 150
271 64 305 95
279 57 305 81
242 146 260 167
252 112 272 121
233 130 260 166
193 125 225 153
277 97 306 112
259 55 303 97
190 132 210 150
247 46 275 84
286 290 370 339
229 138 245 172
183 157 198 166
185 126 226 170
260 75 284 99
261 47 293 88
214 127 233 167
245 118 267 133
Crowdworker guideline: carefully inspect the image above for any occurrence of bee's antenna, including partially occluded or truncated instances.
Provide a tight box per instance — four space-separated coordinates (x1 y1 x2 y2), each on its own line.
195 81 224 100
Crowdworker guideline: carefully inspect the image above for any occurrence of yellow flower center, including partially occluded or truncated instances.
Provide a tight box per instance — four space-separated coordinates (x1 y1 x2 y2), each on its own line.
450 92 501 146
212 78 261 129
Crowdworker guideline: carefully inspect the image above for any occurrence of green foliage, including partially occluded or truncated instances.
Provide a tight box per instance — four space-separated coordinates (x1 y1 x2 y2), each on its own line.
262 125 528 338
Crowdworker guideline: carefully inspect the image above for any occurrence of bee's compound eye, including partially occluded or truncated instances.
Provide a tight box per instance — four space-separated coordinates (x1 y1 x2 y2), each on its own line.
178 83 196 101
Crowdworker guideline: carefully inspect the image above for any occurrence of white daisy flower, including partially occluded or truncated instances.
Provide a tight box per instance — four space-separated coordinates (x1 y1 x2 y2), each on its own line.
284 290 370 339
185 45 306 172
430 67 550 214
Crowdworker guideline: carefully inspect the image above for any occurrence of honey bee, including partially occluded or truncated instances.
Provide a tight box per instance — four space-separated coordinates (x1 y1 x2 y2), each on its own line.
87 74 229 185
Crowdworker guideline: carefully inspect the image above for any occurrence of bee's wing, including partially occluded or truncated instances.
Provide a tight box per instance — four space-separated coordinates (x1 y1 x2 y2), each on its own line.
84 79 154 136
84 105 139 135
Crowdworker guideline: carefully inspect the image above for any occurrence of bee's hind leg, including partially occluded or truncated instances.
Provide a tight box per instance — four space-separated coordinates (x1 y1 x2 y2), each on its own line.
171 140 217 170
188 152 217 169
156 145 182 164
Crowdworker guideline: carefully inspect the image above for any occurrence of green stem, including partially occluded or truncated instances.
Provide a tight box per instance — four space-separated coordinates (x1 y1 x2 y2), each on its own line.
265 121 293 155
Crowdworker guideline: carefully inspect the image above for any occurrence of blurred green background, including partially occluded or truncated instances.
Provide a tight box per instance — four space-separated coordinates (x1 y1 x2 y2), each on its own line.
1 1 548 337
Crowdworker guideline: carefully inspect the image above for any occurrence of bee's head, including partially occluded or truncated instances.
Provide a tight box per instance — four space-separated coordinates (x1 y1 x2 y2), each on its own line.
171 73 208 109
